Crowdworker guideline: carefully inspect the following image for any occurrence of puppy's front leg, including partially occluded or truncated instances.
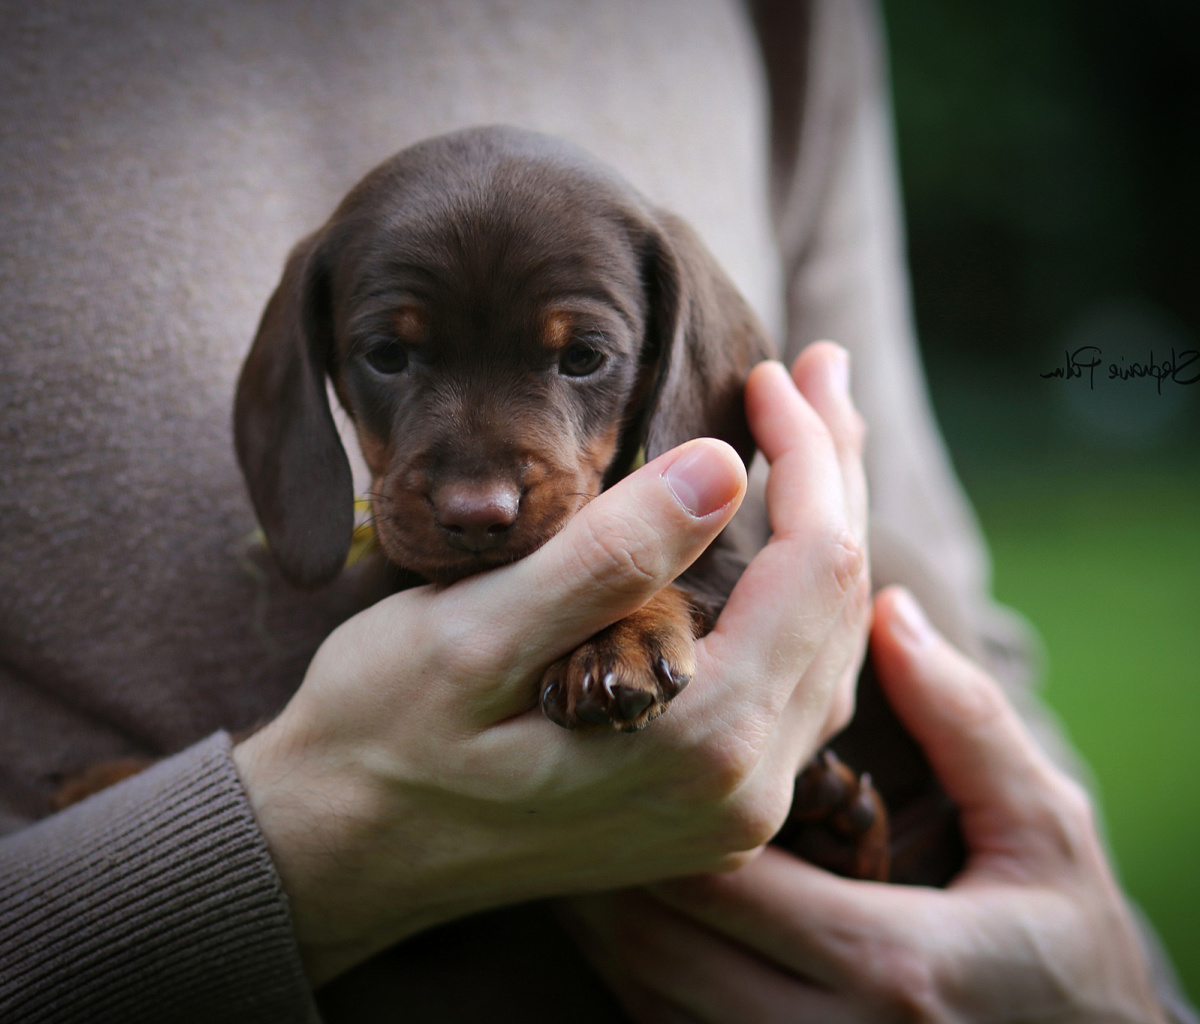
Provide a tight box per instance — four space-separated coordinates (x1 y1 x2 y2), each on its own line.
540 585 698 732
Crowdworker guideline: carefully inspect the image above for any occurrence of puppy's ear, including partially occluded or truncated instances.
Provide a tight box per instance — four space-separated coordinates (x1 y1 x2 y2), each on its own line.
234 232 354 589
637 212 776 467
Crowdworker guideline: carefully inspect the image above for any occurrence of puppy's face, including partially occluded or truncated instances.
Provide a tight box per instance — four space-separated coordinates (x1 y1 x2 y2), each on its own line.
328 182 652 582
235 127 770 590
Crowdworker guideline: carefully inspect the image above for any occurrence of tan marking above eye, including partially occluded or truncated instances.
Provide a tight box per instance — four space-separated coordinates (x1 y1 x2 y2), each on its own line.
541 309 575 351
393 303 428 343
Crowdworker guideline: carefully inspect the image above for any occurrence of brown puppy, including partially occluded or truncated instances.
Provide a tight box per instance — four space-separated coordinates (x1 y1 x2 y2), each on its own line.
234 128 912 884
50 130 923 884
52 128 900 881
234 126 773 733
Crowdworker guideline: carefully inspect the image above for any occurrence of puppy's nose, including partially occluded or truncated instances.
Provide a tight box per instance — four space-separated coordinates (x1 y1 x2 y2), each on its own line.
432 480 521 550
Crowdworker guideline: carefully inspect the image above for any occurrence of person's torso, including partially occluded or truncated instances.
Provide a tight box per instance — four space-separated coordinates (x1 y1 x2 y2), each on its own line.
0 0 782 827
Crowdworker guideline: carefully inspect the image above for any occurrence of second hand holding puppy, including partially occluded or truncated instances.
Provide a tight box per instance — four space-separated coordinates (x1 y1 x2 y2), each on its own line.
565 588 1170 1024
232 344 870 986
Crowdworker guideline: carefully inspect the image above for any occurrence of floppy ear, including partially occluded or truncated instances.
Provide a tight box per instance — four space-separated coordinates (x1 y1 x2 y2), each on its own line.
636 211 776 467
233 232 354 589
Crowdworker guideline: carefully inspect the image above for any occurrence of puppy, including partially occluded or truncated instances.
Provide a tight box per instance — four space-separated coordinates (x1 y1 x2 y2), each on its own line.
234 125 773 733
50 128 905 881
234 127 908 881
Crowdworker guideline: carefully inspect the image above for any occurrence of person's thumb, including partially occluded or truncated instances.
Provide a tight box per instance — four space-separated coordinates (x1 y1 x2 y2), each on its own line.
472 438 747 676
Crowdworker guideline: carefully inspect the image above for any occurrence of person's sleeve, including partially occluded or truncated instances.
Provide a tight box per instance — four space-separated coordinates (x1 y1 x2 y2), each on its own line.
757 0 1077 765
755 2 1198 1020
0 731 320 1024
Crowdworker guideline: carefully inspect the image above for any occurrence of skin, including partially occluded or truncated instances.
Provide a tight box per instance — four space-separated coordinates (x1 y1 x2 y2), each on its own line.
232 342 871 986
565 588 1170 1024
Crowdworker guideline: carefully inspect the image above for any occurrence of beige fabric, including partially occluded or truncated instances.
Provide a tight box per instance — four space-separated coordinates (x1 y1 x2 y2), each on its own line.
0 0 779 828
770 1 1082 775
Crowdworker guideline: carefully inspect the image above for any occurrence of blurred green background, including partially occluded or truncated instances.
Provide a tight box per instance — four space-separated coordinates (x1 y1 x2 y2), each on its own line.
880 0 1199 1005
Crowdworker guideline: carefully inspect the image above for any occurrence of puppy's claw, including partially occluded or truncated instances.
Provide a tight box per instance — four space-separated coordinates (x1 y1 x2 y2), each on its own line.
653 656 690 700
843 773 878 835
541 681 570 729
791 750 851 819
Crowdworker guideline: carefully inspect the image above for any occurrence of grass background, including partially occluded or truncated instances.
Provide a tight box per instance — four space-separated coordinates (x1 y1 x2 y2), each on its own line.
969 468 1199 1001
880 0 1200 1004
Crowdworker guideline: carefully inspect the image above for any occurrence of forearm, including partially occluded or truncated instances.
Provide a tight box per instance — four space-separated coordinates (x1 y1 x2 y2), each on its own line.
0 733 317 1024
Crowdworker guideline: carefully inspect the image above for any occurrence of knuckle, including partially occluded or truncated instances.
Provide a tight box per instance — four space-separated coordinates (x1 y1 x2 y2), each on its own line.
1032 772 1100 862
1053 774 1096 827
859 942 947 1022
850 568 872 616
678 732 793 851
689 735 761 803
572 511 669 594
708 848 759 873
940 664 1008 732
824 528 866 599
719 778 795 852
424 605 506 680
722 789 791 850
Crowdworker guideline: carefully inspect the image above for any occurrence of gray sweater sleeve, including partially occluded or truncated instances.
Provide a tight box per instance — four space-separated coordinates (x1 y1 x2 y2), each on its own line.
0 732 319 1024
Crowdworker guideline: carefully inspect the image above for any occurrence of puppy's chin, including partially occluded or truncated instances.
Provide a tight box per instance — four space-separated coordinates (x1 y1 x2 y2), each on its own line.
376 533 553 585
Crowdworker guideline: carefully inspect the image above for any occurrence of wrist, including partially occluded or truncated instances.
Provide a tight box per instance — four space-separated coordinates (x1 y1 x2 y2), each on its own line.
231 714 418 983
232 701 561 985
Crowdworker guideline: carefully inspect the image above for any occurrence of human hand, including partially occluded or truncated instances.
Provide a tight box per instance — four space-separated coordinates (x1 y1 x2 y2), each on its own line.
565 587 1168 1023
232 342 869 986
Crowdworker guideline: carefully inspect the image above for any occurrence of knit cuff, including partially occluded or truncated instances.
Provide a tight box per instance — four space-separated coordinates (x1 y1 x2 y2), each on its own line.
0 732 319 1023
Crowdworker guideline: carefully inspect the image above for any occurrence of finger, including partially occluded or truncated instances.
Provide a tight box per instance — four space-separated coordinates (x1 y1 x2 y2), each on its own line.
871 587 1078 848
705 361 864 694
650 846 942 997
800 569 872 746
791 342 868 540
566 888 863 1024
442 438 746 688
743 359 847 539
787 344 871 741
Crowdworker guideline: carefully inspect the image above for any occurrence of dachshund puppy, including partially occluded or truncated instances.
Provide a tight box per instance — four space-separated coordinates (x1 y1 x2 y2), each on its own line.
47 129 937 884
50 128 904 882
233 127 907 881
234 125 773 733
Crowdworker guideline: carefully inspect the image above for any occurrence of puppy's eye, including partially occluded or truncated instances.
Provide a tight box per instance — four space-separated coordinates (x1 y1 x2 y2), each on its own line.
559 342 605 378
365 341 408 375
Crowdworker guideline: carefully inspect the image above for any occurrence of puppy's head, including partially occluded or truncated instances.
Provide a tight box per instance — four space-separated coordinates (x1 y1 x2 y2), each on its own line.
235 126 773 589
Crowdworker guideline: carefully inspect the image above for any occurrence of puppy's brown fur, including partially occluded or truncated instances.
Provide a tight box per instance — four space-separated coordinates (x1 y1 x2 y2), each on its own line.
235 126 773 731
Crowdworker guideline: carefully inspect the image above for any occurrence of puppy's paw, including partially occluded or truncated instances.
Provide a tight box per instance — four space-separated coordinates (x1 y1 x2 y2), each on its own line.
773 749 891 882
540 586 697 732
